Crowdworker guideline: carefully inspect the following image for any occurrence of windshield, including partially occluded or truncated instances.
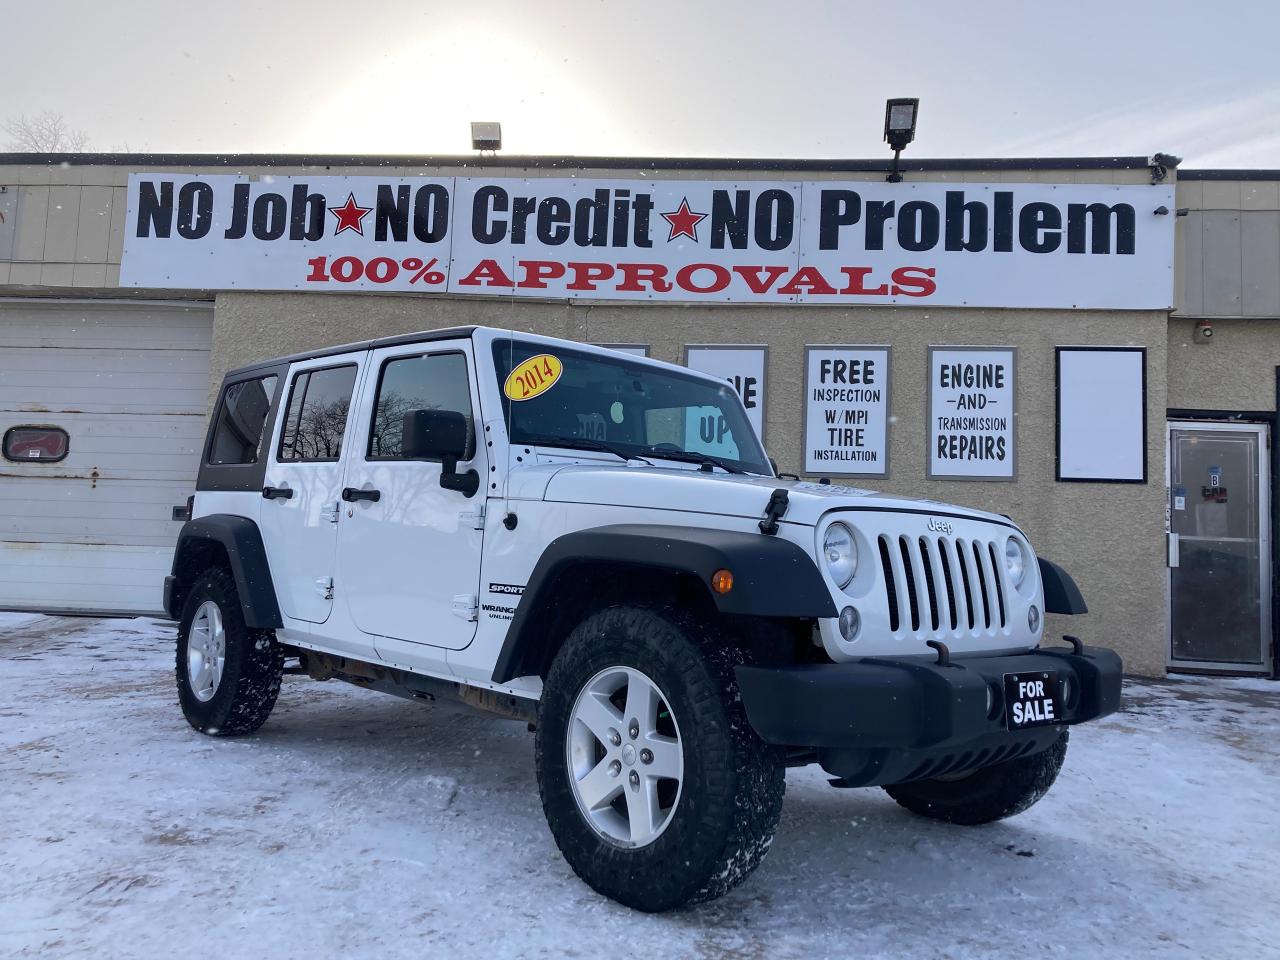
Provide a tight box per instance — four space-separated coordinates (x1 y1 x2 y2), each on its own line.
492 340 771 475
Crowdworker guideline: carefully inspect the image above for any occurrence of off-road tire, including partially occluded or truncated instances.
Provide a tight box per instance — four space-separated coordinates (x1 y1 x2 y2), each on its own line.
535 604 785 912
176 568 284 736
884 730 1069 825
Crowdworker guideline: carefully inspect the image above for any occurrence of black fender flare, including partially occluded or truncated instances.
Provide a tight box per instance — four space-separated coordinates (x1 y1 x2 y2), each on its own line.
1038 557 1087 615
165 515 283 629
490 524 837 684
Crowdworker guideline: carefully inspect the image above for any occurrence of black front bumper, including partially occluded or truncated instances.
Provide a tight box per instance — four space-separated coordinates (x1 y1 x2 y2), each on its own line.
735 643 1122 787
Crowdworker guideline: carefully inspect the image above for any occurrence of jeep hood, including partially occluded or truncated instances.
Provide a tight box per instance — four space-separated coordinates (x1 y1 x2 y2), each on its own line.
533 462 1012 529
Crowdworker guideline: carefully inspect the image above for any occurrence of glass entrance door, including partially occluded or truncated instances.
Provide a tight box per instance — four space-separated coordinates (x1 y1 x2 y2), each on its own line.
1167 422 1271 672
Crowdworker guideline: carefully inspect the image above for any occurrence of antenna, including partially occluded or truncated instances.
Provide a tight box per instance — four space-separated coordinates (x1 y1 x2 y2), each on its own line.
502 257 517 529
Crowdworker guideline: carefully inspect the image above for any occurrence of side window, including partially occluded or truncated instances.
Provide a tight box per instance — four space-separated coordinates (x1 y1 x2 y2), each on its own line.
278 364 358 462
369 353 473 460
208 375 278 465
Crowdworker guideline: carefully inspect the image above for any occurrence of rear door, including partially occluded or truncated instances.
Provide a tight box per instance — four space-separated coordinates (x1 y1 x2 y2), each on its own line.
259 356 364 625
337 338 486 653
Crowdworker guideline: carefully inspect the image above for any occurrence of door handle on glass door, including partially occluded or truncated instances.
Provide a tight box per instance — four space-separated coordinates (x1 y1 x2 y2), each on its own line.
341 487 381 503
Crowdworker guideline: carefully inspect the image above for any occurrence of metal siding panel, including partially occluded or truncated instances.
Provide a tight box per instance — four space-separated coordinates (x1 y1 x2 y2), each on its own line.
107 186 128 263
12 186 48 261
1240 211 1280 317
74 185 114 263
42 185 81 262
1201 211 1243 316
1180 211 1206 315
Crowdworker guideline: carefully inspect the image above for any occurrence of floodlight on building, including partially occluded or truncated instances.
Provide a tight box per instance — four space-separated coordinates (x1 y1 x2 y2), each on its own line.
471 122 502 152
883 98 919 183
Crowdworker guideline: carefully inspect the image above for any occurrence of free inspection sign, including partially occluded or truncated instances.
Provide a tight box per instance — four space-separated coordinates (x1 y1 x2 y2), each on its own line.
121 174 1175 309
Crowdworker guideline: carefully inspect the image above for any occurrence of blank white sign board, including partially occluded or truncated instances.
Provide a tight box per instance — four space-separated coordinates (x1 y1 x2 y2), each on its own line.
1057 348 1146 482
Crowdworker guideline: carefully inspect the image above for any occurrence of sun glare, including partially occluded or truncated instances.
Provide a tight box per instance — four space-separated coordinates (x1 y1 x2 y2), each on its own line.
291 21 635 156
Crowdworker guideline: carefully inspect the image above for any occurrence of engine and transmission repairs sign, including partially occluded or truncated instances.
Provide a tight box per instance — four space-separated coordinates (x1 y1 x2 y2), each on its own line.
927 347 1017 480
121 174 1174 309
803 346 891 476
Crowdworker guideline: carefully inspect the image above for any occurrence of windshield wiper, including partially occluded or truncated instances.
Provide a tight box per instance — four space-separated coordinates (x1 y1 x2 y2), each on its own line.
642 448 748 475
520 434 653 465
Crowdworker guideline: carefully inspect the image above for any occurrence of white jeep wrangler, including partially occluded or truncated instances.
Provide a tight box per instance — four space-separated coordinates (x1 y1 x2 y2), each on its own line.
166 326 1121 911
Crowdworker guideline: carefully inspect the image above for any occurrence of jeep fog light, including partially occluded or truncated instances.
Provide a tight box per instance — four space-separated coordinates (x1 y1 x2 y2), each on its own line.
1028 604 1041 634
823 522 858 588
1004 537 1027 588
838 605 860 642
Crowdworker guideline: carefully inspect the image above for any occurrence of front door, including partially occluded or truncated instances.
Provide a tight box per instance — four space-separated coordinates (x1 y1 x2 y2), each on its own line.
337 340 486 652
1167 421 1271 672
260 357 363 625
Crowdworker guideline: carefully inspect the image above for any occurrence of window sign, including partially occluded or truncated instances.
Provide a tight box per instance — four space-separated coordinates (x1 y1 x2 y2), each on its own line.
1056 347 1146 482
802 347 890 476
684 345 767 443
927 347 1017 480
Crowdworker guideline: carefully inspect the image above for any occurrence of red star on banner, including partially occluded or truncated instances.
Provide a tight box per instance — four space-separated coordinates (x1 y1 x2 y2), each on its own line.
329 193 371 236
660 197 707 242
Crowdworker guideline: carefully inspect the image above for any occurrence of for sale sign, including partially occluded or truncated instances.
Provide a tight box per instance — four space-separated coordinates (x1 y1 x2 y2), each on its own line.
121 174 1175 309
803 347 891 477
927 347 1017 480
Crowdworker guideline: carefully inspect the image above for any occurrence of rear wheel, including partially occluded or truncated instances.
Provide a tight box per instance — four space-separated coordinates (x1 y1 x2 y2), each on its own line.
884 730 1069 825
176 568 283 736
535 605 785 912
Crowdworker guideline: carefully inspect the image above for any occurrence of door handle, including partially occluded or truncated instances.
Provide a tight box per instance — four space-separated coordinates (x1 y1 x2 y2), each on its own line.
341 487 381 503
1167 532 1180 568
262 486 294 500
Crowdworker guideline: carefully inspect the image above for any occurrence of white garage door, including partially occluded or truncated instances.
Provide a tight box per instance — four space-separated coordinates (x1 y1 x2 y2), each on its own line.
0 299 213 615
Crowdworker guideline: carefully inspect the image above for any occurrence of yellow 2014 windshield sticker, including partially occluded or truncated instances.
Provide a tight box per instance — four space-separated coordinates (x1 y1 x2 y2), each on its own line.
504 354 563 401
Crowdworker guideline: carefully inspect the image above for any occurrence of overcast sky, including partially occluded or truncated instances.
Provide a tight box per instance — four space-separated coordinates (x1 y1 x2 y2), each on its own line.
3 0 1278 166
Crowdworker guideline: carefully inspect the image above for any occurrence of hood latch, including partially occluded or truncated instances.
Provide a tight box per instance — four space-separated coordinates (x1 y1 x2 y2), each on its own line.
758 488 790 536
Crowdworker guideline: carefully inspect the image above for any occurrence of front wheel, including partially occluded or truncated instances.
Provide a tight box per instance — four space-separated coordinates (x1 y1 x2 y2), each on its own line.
884 730 1069 825
535 605 784 912
176 568 283 736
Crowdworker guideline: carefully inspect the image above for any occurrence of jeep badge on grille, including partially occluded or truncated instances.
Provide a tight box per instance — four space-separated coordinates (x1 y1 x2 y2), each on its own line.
927 517 954 534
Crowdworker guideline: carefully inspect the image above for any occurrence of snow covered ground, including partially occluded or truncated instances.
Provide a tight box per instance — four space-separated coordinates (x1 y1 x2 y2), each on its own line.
1 612 1277 960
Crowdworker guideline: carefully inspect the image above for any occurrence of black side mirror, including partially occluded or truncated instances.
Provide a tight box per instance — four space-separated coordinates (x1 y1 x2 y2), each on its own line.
401 409 479 497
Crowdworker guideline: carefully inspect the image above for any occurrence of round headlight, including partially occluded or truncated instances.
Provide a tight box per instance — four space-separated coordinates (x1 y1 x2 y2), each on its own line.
822 522 858 588
1004 537 1027 589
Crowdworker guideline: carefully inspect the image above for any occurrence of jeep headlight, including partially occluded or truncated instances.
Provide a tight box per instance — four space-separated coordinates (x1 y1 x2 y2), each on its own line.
822 522 858 589
1004 537 1027 589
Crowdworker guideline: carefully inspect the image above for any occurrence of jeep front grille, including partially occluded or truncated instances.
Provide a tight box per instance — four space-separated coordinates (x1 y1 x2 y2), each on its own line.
876 534 1009 635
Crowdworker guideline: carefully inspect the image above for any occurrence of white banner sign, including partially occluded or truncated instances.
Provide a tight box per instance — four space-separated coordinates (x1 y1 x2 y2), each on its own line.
803 347 891 476
928 347 1017 480
121 174 1175 309
684 345 767 442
